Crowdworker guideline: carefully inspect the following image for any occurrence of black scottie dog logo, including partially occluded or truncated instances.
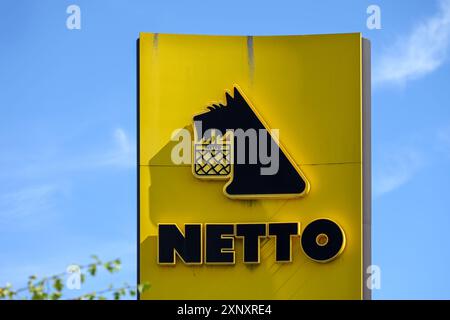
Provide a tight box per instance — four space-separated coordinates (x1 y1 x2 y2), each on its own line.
192 87 309 199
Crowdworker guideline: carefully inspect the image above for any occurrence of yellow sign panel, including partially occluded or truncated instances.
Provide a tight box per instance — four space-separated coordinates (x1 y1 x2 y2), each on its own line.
138 32 371 299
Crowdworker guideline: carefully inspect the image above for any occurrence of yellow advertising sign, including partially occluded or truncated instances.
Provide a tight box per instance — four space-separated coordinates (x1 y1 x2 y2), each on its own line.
138 32 371 299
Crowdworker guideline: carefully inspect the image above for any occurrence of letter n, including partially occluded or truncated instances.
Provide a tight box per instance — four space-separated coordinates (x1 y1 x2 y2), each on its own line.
158 224 202 264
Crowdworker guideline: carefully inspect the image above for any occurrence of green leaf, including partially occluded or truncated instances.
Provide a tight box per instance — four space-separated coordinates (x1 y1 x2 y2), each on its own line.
113 291 121 300
53 278 63 292
31 288 47 300
138 282 151 294
104 262 113 273
85 293 96 300
50 292 62 300
103 259 121 274
88 264 97 276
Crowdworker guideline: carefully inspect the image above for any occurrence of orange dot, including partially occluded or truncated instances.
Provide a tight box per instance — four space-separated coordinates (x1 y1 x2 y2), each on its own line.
316 233 329 246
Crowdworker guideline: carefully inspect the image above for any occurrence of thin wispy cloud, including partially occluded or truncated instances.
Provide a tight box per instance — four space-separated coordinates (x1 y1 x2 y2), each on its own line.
0 184 60 225
0 127 136 180
374 147 424 197
93 127 135 169
0 127 134 227
374 0 450 86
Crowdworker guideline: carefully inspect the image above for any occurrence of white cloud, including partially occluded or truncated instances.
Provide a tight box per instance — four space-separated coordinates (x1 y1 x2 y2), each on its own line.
1 127 136 180
374 0 450 86
0 127 134 226
0 184 60 225
373 148 424 197
94 127 135 168
0 128 136 289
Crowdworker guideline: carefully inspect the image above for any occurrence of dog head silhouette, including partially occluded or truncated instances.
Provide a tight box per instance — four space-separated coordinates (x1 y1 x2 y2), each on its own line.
193 87 308 199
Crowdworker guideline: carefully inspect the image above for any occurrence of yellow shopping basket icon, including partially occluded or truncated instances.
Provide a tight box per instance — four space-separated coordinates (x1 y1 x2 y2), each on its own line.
193 133 232 178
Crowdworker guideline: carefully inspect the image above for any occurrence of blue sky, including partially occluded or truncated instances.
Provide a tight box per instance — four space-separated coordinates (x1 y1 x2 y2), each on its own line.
1 0 450 299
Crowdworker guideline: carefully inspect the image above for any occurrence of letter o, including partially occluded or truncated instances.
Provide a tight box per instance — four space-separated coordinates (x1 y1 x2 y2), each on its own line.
301 219 345 263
